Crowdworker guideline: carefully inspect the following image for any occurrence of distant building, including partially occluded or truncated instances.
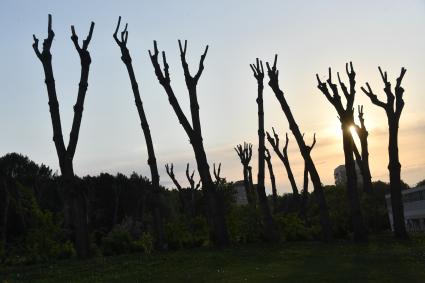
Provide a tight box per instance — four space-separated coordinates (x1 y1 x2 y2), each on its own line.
386 185 425 232
232 180 248 205
334 164 363 187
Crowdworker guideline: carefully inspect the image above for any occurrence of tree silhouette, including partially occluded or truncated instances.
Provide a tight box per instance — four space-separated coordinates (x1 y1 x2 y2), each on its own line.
165 163 200 218
250 59 278 241
265 55 332 242
266 129 300 201
353 105 373 194
165 163 185 212
300 133 316 218
113 17 166 250
361 66 408 239
186 163 202 218
149 40 229 245
264 147 277 212
32 15 93 258
235 142 256 205
316 63 367 242
213 163 222 184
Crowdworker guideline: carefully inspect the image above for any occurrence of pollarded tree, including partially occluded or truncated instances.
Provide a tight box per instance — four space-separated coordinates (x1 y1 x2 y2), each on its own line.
165 163 185 212
186 163 202 218
265 55 333 242
264 147 277 212
361 66 408 239
32 14 93 258
149 41 229 245
266 129 299 201
113 17 166 250
316 63 367 242
250 59 279 241
165 163 200 218
235 142 256 205
353 105 373 194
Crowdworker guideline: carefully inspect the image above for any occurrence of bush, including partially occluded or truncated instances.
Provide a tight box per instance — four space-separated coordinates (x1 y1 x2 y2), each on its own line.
227 205 262 243
275 213 313 241
165 217 193 250
132 232 154 255
101 228 133 256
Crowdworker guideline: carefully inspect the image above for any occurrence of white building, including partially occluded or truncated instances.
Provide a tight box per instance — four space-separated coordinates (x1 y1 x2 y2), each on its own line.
334 163 363 187
386 185 425 232
232 180 248 205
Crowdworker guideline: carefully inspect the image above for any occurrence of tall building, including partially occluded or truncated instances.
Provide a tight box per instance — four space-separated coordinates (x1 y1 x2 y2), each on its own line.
334 163 363 187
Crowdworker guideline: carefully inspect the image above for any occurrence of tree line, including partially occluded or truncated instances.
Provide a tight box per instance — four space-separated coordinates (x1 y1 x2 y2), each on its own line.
0 14 414 260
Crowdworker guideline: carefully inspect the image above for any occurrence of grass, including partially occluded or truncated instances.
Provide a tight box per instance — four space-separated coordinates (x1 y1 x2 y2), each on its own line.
1 235 425 283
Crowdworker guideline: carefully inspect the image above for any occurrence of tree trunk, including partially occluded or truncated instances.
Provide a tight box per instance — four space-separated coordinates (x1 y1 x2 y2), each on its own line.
265 153 278 213
342 119 367 241
255 65 279 241
267 59 333 241
388 118 407 239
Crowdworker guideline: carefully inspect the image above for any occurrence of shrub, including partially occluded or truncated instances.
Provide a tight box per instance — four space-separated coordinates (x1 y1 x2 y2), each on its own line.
227 205 262 244
132 232 154 255
101 228 133 256
275 213 313 241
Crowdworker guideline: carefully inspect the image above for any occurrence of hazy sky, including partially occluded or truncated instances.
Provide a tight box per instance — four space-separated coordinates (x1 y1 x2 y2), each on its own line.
0 0 424 193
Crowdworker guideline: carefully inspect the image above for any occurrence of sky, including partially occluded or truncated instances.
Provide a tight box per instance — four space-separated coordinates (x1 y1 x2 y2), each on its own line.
0 0 424 194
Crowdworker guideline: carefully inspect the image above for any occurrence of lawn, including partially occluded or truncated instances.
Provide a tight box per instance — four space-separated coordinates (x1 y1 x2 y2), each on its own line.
2 235 425 283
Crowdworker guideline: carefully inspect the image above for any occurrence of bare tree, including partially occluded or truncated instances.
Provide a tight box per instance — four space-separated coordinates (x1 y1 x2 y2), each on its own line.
353 106 373 194
186 163 202 218
235 143 255 205
250 59 279 241
316 63 367 242
32 15 93 257
266 129 299 200
149 40 229 245
113 17 166 249
165 163 185 213
361 66 408 239
213 163 222 184
264 147 277 212
265 55 332 242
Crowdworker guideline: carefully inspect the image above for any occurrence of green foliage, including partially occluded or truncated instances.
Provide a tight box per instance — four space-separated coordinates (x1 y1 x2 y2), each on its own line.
190 215 210 247
226 205 262 243
165 217 193 250
275 213 314 241
101 228 133 256
132 233 154 255
2 183 75 264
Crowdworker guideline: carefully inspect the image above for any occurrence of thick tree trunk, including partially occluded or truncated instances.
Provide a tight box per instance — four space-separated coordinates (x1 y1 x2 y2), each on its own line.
0 181 10 250
255 67 278 241
361 66 408 239
192 138 228 245
388 118 407 239
299 164 309 218
342 119 367 241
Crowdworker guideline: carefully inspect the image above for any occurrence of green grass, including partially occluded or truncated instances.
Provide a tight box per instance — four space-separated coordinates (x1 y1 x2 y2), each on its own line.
2 235 425 283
